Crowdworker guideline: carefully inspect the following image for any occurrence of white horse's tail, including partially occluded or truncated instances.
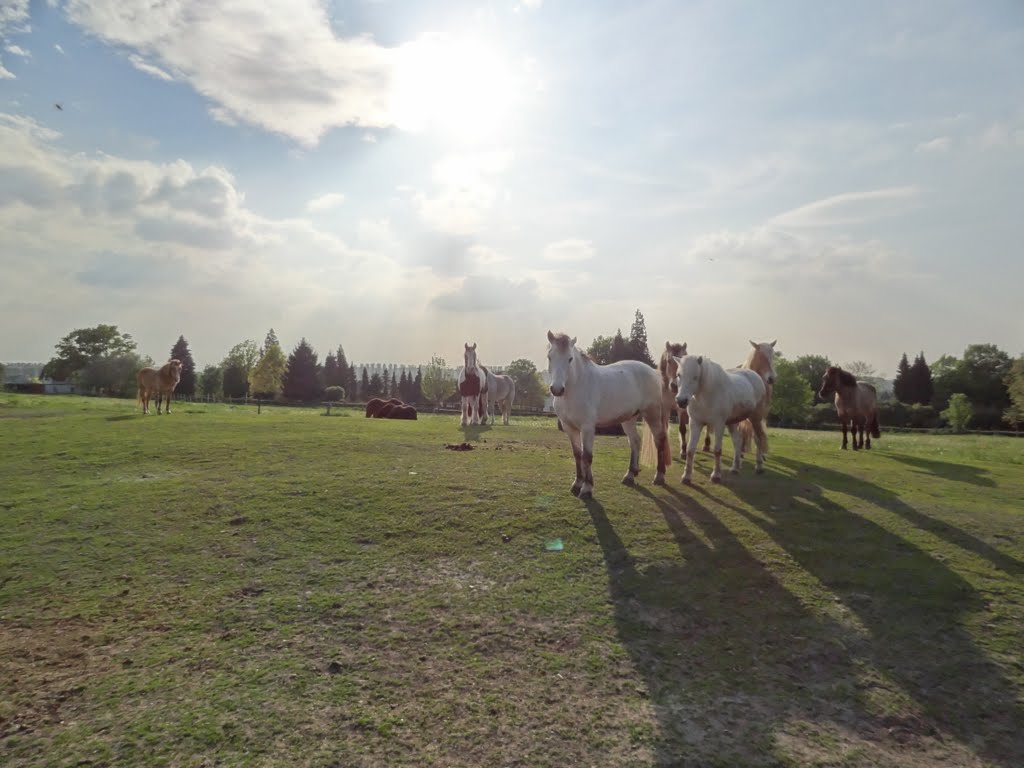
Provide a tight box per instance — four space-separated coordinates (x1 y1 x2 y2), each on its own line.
640 419 672 468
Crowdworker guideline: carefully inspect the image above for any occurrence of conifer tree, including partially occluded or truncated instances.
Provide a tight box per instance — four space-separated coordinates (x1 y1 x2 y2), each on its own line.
893 353 912 403
909 352 934 405
627 309 655 367
281 338 321 401
169 335 196 396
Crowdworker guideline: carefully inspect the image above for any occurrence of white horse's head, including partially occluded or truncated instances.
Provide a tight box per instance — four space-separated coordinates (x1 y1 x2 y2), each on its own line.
674 354 704 408
748 339 777 386
464 342 478 370
546 330 577 397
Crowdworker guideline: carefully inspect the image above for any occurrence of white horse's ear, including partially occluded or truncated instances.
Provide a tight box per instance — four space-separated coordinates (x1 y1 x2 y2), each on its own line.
750 340 757 348
571 336 577 346
465 342 470 349
547 330 555 343
770 339 777 348
471 342 477 350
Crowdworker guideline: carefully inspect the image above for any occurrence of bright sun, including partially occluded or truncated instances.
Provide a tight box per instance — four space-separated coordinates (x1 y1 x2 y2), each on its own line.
391 34 525 142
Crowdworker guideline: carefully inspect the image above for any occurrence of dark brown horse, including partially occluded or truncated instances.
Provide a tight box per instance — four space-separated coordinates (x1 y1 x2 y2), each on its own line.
819 366 881 450
658 341 711 458
137 359 182 415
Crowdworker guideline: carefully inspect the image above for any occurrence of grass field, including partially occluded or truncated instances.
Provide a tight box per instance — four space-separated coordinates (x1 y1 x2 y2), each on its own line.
2 394 1023 767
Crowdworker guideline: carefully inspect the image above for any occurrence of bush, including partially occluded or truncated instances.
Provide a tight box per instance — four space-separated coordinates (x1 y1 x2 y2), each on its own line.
324 386 346 402
942 393 973 433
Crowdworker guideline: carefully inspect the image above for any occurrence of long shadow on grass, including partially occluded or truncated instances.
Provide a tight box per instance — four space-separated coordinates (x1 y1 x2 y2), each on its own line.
586 491 867 765
722 463 1024 766
774 456 1022 576
885 452 995 488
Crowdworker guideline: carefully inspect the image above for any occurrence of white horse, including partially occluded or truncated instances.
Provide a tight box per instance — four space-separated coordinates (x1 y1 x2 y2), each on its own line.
672 353 771 484
547 330 668 498
484 368 516 426
458 342 487 426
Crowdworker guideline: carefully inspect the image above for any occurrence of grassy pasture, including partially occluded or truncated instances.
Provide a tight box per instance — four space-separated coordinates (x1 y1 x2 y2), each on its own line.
1 394 1023 767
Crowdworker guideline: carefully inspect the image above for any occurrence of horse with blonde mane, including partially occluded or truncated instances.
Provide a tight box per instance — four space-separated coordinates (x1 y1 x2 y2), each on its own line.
137 359 183 415
547 330 668 499
672 353 770 483
818 366 881 450
458 342 487 426
736 340 777 455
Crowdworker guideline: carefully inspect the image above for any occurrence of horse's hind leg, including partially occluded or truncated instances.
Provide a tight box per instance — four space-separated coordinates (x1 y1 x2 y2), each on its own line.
852 422 862 450
621 419 641 486
729 425 743 474
678 408 688 460
156 391 163 415
865 424 872 450
752 419 768 474
702 424 712 452
841 420 849 449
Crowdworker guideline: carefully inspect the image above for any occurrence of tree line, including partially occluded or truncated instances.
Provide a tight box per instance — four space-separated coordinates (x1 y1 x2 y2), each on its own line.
15 319 1024 431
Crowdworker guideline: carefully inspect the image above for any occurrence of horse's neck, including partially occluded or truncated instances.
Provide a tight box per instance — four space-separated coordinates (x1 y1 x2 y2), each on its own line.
698 361 725 394
567 349 592 389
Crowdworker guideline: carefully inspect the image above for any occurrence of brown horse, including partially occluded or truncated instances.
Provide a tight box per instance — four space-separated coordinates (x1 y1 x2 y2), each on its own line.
137 359 182 415
736 340 777 455
819 366 881 450
658 342 711 458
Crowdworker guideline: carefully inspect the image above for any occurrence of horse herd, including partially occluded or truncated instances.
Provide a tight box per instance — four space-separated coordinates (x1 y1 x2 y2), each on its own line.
135 334 881 500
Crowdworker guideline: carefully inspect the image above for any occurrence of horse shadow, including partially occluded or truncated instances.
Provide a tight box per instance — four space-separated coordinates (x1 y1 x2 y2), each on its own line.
717 463 1024 765
884 452 996 488
458 422 493 441
105 414 137 422
772 455 1022 576
585 491 870 765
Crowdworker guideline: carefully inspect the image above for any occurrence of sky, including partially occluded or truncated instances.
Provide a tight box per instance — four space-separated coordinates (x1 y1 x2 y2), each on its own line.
1 0 1022 376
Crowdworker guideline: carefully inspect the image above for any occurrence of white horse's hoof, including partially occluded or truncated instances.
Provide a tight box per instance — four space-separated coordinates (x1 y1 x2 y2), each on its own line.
681 476 693 486
652 474 666 486
755 466 765 475
729 468 739 475
579 489 593 500
621 475 636 487
570 484 582 497
710 474 723 484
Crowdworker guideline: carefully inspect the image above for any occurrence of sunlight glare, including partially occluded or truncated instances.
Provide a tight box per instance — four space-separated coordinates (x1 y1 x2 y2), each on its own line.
391 34 524 142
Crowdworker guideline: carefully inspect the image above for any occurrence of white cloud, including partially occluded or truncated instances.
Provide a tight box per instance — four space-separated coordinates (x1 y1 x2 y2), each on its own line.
542 238 594 262
305 192 346 213
974 120 1024 150
430 275 539 312
128 53 173 81
5 43 28 57
54 43 65 55
768 187 919 229
362 132 378 143
915 136 952 153
413 150 512 235
0 0 30 77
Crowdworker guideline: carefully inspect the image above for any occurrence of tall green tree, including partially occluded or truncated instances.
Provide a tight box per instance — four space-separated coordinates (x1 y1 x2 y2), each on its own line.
169 336 196 396
251 330 287 399
198 364 223 398
42 324 137 381
942 393 973 433
323 352 343 388
222 363 249 398
791 354 831 404
909 352 933 405
79 352 153 398
282 338 321 401
224 340 260 385
413 367 423 403
398 370 410 401
421 356 452 406
368 372 385 398
893 353 913 403
1003 356 1024 430
962 343 1012 408
506 358 547 409
586 336 614 365
931 354 968 409
769 358 813 426
609 329 630 363
627 309 655 367
359 367 370 399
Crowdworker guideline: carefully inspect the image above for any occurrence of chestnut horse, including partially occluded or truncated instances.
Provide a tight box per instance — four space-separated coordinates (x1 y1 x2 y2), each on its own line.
736 340 777 455
658 341 711 458
137 359 182 415
819 366 881 450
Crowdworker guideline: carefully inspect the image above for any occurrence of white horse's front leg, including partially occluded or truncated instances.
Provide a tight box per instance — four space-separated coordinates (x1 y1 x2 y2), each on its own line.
460 396 469 426
620 420 640 486
709 424 726 483
729 425 743 474
580 427 596 499
682 420 703 485
564 424 585 497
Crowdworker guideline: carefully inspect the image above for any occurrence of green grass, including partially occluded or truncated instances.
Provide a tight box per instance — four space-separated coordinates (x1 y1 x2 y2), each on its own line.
1 394 1022 767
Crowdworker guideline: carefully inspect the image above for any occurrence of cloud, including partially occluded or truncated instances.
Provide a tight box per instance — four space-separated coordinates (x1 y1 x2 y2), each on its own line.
413 150 512 235
542 238 595 262
54 43 65 55
768 187 919 229
128 53 173 81
0 0 30 77
62 0 399 146
430 275 539 312
5 44 28 57
305 192 346 213
915 136 952 154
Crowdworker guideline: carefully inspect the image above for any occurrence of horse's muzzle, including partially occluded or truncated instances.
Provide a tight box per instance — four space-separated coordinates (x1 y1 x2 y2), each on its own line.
550 385 565 397
676 396 689 408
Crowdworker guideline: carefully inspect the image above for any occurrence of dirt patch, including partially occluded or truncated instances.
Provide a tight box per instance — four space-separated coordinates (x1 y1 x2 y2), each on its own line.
0 618 123 740
444 443 474 451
